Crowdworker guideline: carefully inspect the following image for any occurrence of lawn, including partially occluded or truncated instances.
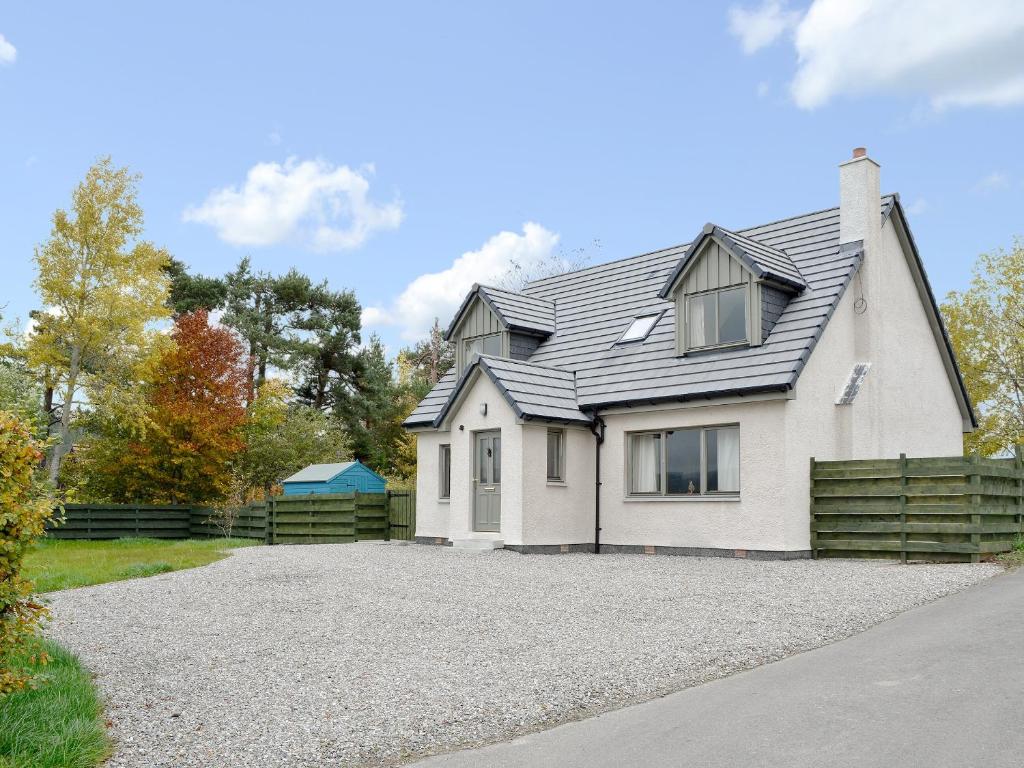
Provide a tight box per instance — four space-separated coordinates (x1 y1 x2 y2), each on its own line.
25 536 259 592
0 640 110 768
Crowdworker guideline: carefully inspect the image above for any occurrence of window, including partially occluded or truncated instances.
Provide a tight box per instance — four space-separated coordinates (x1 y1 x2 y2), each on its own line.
464 333 502 368
686 287 747 349
618 312 662 343
438 444 451 499
627 426 739 496
546 429 565 482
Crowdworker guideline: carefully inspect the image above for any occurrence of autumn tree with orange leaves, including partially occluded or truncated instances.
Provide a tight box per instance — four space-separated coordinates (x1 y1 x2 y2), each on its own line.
82 310 250 504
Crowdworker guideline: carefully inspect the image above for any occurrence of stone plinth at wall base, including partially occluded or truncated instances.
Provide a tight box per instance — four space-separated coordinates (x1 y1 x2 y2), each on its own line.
414 536 452 547
503 543 596 554
598 544 813 560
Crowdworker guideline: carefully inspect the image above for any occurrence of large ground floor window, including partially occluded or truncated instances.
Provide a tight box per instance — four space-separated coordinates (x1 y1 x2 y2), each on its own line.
627 425 740 496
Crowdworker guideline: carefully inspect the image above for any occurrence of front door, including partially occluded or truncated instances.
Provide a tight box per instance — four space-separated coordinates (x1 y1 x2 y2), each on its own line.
473 431 501 532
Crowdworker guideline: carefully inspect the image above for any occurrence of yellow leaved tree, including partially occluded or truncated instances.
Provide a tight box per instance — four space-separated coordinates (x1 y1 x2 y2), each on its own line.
941 239 1024 456
26 157 171 483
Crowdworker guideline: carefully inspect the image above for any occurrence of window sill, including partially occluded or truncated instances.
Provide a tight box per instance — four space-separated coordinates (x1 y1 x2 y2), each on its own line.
438 498 450 504
623 495 740 503
546 480 567 487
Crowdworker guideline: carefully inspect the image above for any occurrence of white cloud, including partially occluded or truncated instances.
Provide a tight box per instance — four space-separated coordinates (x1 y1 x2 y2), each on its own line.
971 171 1010 195
363 222 560 342
728 1 800 54
183 157 403 252
788 0 1024 110
0 33 16 65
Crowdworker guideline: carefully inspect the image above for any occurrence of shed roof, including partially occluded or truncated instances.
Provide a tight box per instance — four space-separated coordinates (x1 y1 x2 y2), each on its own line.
445 284 556 339
283 462 360 484
406 194 974 428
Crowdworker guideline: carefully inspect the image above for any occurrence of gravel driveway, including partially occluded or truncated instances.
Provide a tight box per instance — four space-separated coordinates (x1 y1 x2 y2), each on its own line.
45 543 999 767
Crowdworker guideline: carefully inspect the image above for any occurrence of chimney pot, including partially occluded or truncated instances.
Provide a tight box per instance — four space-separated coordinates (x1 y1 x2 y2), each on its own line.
852 147 867 159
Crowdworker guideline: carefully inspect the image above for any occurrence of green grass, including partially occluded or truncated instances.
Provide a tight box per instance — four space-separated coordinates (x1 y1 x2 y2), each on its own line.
0 639 110 768
998 536 1024 569
25 537 258 592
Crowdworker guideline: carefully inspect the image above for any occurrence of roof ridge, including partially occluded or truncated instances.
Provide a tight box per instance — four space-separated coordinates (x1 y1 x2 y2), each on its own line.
524 196 896 293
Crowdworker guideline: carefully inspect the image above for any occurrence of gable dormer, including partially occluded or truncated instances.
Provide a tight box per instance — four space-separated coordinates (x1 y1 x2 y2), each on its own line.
658 224 806 355
445 284 556 372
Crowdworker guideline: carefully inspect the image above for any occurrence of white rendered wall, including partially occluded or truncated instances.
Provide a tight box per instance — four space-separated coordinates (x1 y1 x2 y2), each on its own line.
598 398 792 551
520 423 595 545
413 430 451 539
415 373 525 544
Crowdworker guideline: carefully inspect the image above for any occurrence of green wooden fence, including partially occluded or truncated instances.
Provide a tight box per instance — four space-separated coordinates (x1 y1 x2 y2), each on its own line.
270 492 389 545
810 452 1024 562
50 491 415 544
51 504 192 539
387 490 415 541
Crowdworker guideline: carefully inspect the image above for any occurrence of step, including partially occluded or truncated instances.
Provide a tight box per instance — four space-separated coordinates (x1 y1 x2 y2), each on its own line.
452 538 505 551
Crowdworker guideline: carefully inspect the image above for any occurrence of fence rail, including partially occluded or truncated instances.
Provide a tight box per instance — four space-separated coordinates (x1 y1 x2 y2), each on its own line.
50 490 416 545
810 452 1024 562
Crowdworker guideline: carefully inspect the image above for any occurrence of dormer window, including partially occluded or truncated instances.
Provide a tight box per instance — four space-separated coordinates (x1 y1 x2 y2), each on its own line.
618 312 662 344
464 333 502 368
686 287 747 350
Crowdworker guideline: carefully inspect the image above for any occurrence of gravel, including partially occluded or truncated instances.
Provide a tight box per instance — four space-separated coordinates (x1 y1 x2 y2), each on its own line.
45 543 999 767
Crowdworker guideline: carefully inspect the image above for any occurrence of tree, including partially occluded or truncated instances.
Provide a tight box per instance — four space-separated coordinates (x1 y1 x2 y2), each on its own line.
497 240 598 291
942 240 1024 456
0 410 57 694
26 157 171 483
222 259 314 388
398 318 454 397
236 379 350 497
291 284 362 411
336 335 414 476
83 311 250 504
163 257 228 315
0 362 45 440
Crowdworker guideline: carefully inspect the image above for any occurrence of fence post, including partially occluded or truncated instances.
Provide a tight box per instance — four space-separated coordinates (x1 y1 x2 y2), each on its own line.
385 490 392 542
898 453 908 564
809 456 817 559
968 453 982 563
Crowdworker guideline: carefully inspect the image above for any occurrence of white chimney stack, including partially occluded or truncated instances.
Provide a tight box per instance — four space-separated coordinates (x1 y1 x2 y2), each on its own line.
839 147 880 252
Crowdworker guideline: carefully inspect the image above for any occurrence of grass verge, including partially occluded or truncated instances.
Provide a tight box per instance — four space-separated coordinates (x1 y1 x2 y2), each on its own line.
0 639 110 768
25 537 259 592
998 536 1024 569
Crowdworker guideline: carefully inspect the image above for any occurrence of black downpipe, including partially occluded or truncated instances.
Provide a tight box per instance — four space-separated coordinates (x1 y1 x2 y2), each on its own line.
589 414 606 554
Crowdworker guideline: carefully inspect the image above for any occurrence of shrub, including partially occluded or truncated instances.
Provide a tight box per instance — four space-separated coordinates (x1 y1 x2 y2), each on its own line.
0 410 58 694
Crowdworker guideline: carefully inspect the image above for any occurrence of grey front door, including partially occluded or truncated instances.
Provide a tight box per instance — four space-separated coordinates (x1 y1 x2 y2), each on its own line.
474 431 501 532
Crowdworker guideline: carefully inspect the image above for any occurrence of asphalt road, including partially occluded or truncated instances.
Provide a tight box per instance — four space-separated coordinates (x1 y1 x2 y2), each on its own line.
413 567 1024 768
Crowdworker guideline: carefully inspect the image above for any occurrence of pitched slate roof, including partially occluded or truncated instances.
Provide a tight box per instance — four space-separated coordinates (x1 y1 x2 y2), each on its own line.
405 196 933 427
444 284 556 339
659 223 807 297
283 462 358 483
433 355 589 426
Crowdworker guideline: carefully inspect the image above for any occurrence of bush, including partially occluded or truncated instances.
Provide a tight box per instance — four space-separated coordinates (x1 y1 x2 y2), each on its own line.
0 410 57 694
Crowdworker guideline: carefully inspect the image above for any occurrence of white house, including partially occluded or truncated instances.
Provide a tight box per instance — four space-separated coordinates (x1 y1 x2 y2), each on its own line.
403 149 975 558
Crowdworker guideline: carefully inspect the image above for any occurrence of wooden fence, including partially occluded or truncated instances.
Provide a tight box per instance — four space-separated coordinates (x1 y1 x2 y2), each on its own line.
270 492 389 545
52 504 192 539
810 452 1024 562
51 491 415 544
387 490 415 541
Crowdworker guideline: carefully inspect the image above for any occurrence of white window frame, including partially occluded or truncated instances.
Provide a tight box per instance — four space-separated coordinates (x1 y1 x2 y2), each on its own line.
438 443 451 500
625 425 740 498
546 428 565 483
684 286 749 351
462 332 503 370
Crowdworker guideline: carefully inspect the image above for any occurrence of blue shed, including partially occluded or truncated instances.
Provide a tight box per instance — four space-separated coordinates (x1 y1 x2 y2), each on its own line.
281 461 386 495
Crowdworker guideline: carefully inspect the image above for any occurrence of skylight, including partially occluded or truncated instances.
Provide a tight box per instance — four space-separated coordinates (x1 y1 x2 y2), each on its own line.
619 312 662 343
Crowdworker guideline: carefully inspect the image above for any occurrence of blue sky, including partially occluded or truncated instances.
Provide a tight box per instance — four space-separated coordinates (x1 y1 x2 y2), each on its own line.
2 1 1023 353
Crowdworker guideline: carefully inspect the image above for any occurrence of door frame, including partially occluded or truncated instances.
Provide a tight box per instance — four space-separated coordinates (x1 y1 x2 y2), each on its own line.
472 429 501 533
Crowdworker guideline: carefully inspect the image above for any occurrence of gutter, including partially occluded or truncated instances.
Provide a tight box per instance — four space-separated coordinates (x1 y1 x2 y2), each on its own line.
588 413 606 554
